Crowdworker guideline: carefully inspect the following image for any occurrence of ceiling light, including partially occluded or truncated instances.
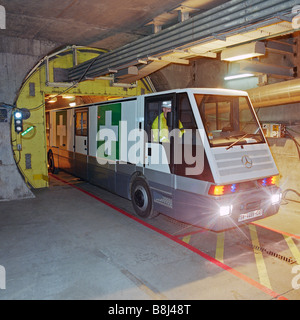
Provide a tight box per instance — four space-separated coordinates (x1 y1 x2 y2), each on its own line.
69 102 76 107
221 42 265 62
48 98 57 103
224 73 255 81
63 95 75 100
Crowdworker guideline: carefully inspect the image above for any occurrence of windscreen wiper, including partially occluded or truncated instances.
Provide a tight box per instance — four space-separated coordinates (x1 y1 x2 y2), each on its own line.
226 133 250 150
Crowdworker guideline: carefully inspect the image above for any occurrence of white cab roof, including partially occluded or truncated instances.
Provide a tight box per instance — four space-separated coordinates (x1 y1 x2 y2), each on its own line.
144 88 249 98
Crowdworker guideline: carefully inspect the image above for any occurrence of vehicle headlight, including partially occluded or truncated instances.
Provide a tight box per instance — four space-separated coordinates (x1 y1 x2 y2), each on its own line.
271 193 281 205
219 205 232 217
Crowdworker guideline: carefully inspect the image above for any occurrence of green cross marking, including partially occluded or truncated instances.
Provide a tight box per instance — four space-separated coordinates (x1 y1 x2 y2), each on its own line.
97 103 121 160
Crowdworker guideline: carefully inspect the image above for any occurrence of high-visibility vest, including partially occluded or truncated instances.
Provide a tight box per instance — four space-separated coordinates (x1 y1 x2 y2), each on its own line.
152 112 184 142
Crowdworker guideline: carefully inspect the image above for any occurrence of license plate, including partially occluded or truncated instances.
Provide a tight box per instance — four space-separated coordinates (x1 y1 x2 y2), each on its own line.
238 209 263 222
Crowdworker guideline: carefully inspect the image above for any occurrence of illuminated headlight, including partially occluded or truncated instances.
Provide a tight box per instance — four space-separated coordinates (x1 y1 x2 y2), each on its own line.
271 193 281 205
219 205 232 217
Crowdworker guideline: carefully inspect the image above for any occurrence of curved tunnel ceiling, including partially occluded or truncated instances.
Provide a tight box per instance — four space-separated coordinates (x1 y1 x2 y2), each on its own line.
0 0 231 50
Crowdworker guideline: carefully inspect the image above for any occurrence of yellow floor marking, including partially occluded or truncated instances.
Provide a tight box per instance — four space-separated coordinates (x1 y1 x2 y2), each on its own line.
182 235 191 244
249 224 272 290
215 232 225 263
284 235 300 265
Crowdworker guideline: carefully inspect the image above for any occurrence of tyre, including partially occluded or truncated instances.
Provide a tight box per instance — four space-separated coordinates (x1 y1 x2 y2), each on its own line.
131 177 158 219
47 149 59 174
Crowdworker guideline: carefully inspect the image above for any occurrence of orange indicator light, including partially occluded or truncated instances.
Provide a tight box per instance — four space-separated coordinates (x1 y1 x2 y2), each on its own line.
209 185 225 196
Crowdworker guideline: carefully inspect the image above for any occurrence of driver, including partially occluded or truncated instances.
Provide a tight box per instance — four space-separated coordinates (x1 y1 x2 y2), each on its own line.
152 101 184 142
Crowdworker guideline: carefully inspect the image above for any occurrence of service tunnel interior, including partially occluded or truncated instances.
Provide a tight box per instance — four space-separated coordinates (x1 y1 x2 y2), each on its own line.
0 0 299 301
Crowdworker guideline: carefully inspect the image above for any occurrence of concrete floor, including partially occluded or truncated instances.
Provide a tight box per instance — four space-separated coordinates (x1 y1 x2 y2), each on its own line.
0 172 299 301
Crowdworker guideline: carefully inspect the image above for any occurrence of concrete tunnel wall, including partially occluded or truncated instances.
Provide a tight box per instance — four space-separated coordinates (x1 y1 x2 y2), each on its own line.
0 36 60 200
0 107 34 201
0 36 60 105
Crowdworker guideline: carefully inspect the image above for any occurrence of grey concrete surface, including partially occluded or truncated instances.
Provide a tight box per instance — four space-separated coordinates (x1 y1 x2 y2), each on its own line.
0 107 34 201
0 174 287 300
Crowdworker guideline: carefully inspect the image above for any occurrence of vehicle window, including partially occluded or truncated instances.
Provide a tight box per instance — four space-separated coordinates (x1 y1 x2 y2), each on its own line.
75 110 88 136
145 94 175 143
196 94 264 148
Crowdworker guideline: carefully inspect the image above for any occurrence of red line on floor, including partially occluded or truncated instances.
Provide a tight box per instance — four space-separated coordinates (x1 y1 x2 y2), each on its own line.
251 222 300 240
50 174 288 300
174 229 207 238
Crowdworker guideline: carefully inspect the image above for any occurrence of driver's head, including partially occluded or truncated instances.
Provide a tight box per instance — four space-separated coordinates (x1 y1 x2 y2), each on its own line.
162 101 172 118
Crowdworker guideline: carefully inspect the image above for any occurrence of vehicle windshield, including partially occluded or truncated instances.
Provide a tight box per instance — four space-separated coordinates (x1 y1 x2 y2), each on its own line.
195 94 265 148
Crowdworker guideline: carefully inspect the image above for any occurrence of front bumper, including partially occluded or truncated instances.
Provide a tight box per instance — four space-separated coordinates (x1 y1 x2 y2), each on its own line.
181 185 282 232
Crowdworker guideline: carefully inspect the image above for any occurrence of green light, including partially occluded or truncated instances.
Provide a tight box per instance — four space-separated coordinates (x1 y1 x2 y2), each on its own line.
21 126 34 136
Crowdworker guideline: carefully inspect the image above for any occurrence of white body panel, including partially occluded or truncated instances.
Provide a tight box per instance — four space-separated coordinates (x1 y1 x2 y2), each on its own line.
75 136 87 154
49 111 56 148
145 142 171 174
209 144 278 184
89 106 98 157
120 100 139 163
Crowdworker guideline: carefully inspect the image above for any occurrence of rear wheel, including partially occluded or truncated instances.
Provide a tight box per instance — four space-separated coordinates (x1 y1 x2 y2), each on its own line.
131 177 158 219
47 149 59 174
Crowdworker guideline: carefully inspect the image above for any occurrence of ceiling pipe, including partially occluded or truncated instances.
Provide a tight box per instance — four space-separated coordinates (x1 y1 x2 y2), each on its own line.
69 0 297 81
247 78 300 108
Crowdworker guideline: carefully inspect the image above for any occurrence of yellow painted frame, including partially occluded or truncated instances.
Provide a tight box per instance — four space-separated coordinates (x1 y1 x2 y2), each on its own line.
14 46 152 189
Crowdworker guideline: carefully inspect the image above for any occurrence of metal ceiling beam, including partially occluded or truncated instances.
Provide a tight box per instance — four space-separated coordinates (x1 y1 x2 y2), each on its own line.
239 60 295 79
68 0 298 81
266 40 295 55
114 60 171 83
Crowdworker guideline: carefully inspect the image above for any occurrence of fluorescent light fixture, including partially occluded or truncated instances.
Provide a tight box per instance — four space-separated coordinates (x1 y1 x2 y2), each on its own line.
48 98 57 103
225 53 258 62
224 73 255 81
221 41 265 62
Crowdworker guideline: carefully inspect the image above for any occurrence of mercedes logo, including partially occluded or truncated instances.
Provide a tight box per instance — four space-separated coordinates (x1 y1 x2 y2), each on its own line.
241 155 253 169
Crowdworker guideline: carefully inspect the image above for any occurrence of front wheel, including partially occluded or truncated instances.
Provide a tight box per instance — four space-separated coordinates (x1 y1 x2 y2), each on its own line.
131 177 158 219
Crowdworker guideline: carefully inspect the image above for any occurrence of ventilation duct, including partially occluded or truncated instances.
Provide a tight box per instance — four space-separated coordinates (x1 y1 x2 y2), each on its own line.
247 78 300 108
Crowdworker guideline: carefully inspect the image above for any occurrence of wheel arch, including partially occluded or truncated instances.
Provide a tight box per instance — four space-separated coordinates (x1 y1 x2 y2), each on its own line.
128 170 148 200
